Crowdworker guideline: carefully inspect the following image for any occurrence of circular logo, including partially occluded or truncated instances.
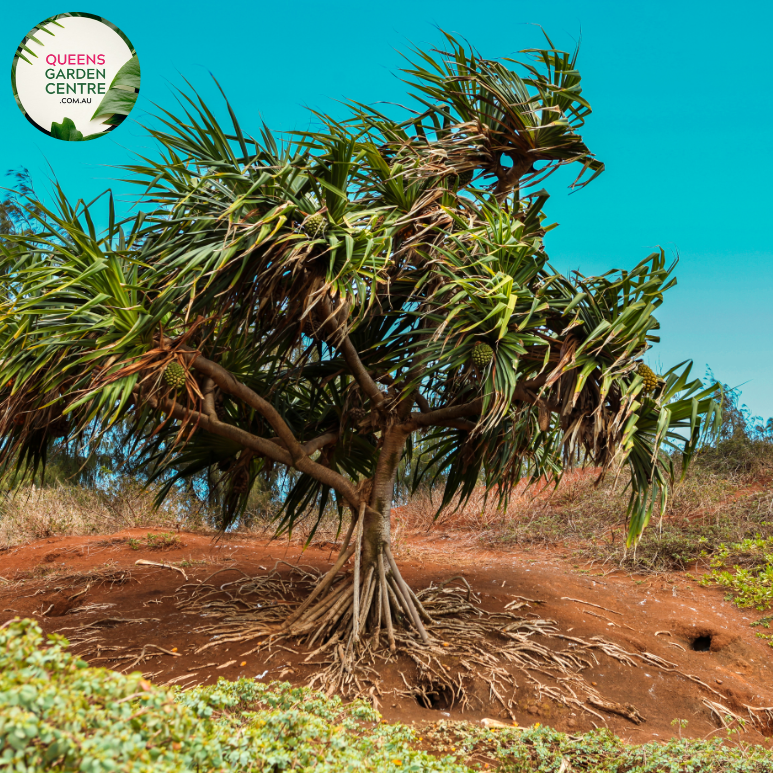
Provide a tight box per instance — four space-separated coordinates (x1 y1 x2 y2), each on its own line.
11 13 140 141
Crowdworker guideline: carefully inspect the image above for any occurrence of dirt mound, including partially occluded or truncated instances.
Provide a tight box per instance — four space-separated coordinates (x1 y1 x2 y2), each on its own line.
2 527 773 747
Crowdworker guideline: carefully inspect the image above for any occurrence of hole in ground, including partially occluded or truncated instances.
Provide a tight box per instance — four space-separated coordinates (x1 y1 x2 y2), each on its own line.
691 635 712 652
415 682 455 710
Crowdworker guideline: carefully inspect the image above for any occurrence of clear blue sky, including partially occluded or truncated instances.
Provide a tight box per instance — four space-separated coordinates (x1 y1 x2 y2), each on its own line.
4 1 771 420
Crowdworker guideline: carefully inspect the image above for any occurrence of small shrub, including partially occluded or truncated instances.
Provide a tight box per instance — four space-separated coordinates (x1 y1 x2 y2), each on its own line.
128 532 181 551
0 619 228 772
0 619 467 772
491 725 773 772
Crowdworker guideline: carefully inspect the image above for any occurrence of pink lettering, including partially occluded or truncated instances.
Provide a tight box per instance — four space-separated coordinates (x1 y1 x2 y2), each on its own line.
43 54 106 65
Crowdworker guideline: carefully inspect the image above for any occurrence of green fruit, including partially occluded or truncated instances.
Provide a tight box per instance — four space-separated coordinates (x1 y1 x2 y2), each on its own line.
637 362 659 392
163 361 186 390
470 342 494 369
305 213 328 238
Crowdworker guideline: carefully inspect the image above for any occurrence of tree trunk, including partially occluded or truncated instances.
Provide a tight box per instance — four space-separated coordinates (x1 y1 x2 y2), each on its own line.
282 425 430 649
362 426 404 567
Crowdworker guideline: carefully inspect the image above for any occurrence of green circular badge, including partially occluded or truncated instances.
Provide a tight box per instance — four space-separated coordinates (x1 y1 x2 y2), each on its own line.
11 12 140 141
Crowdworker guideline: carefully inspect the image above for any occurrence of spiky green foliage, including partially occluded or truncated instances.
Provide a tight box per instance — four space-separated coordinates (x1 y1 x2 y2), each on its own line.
0 31 720 548
0 168 41 241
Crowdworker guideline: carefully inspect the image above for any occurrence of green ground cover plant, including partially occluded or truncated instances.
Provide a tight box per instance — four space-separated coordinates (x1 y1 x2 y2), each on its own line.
127 532 181 551
2 618 773 772
699 536 773 612
0 619 466 773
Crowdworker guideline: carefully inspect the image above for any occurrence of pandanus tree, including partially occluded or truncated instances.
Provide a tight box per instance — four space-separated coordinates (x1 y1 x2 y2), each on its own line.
0 33 719 651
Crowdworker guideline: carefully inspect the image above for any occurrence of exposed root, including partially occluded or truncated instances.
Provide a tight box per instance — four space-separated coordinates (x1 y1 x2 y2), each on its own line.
59 616 182 673
171 567 773 731
51 558 773 733
57 616 160 634
118 643 183 672
587 696 645 724
65 602 116 615
703 699 748 730
743 705 773 729
15 567 134 602
169 568 649 723
55 567 134 590
134 559 188 580
271 544 430 656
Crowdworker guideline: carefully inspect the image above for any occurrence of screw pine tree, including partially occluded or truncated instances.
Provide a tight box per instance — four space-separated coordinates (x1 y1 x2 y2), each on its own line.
0 32 720 653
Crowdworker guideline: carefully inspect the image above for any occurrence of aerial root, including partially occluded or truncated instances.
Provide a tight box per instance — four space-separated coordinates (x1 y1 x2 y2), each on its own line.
283 544 356 629
184 570 652 724
278 546 428 654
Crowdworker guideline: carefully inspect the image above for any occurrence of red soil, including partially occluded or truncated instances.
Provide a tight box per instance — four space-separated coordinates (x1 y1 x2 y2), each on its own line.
2 527 773 747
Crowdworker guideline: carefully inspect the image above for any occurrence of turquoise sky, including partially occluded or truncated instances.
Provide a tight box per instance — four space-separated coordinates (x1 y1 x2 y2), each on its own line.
4 1 771 421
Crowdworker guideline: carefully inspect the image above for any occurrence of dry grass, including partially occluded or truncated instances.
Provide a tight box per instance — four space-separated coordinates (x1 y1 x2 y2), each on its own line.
0 479 209 549
4 438 773 575
392 453 773 573
394 468 612 534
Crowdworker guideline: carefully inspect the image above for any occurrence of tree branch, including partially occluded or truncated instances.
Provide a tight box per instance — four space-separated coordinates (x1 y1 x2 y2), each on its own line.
415 393 432 413
149 395 362 512
404 397 484 430
403 376 549 431
148 393 292 466
433 418 477 431
201 377 217 419
339 336 386 407
318 296 386 408
270 431 338 457
179 348 306 463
